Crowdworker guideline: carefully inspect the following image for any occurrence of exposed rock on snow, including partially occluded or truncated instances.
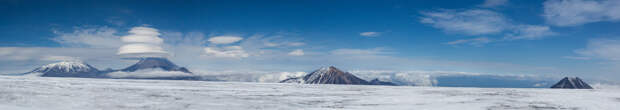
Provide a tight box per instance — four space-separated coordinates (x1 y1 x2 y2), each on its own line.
550 77 593 89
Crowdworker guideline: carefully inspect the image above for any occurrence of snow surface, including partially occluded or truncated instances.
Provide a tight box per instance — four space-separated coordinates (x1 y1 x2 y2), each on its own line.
0 76 619 110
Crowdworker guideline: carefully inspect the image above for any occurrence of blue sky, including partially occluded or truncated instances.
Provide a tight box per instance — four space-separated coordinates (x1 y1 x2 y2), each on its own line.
1 0 620 83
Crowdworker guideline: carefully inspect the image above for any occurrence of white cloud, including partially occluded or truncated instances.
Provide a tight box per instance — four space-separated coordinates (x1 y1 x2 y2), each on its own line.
479 0 509 8
574 38 620 61
360 32 381 37
563 56 591 60
543 0 620 26
128 27 161 36
287 42 305 46
420 8 556 46
444 37 492 46
118 26 168 58
288 49 304 56
52 27 122 48
504 25 556 40
121 34 163 44
208 36 243 44
117 44 168 57
420 9 510 35
203 46 249 58
330 48 390 55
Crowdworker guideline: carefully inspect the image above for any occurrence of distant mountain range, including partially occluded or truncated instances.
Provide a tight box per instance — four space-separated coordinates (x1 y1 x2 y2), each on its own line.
21 57 197 80
16 59 595 88
280 66 396 86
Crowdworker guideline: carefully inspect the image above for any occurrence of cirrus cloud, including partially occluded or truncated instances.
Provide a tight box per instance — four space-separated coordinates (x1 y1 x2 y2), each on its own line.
208 36 243 44
420 9 510 35
203 46 249 58
543 0 620 27
574 38 620 61
288 49 304 56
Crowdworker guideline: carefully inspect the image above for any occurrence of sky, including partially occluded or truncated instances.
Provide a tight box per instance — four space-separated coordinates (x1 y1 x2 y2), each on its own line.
1 0 620 83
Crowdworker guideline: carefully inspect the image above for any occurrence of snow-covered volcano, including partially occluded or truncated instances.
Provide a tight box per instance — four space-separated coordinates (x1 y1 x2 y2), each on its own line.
302 66 369 85
120 57 191 73
281 66 394 85
551 77 593 89
25 61 101 77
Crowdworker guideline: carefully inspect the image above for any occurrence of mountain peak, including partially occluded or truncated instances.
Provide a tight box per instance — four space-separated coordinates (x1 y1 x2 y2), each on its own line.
28 61 101 77
302 66 369 85
35 61 97 73
551 77 593 89
121 57 191 73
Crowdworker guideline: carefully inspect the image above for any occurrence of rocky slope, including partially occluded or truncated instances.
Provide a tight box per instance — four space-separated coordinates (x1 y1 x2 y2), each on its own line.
550 77 593 89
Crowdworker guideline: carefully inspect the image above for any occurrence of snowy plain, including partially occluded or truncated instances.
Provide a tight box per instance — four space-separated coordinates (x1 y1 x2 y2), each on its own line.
0 76 619 110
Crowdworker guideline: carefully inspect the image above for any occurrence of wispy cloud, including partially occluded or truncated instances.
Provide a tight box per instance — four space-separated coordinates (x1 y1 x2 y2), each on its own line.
420 7 556 46
504 25 556 40
52 27 122 48
562 56 591 60
360 32 381 37
330 48 391 55
543 0 620 26
420 9 509 35
203 46 249 58
479 0 509 8
208 36 243 44
574 38 620 61
40 55 81 62
288 49 304 56
444 37 492 47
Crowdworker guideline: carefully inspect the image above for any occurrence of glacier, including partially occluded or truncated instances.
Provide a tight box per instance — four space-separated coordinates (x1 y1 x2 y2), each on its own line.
0 76 619 110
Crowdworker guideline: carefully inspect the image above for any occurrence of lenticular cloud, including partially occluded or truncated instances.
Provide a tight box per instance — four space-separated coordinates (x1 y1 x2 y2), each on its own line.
117 27 169 58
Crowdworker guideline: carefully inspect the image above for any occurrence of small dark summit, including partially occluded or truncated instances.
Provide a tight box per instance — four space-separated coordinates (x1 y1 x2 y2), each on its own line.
121 57 191 73
302 66 369 85
550 77 593 89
